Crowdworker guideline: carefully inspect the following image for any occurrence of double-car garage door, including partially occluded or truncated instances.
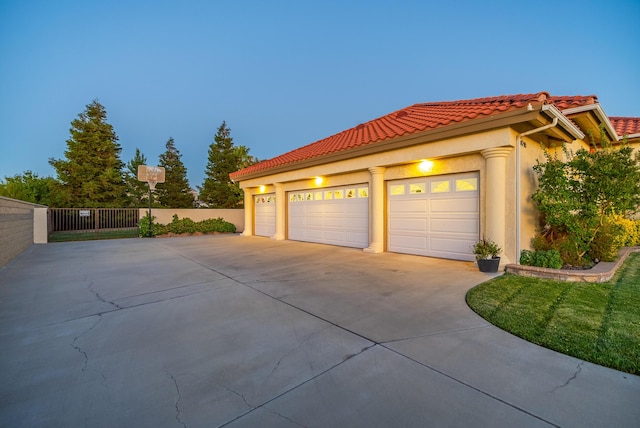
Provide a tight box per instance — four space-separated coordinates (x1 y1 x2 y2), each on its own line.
255 173 479 260
288 185 369 248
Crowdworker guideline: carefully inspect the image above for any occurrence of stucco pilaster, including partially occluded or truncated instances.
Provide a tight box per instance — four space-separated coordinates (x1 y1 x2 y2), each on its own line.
272 182 285 240
364 166 386 254
481 147 512 263
241 188 254 236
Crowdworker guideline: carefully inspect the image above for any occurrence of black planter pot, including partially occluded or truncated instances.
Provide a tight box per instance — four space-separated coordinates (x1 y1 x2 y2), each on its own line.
477 257 500 273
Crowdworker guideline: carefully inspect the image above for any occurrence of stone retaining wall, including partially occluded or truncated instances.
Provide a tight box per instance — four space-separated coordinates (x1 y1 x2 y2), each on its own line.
505 247 640 283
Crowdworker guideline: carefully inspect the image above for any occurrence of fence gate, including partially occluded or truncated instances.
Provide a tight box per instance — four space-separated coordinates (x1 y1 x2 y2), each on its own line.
48 208 140 241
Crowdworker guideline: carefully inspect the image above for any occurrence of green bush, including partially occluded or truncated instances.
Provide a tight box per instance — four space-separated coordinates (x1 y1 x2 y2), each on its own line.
138 215 236 236
531 130 640 266
590 216 626 262
138 214 156 237
519 249 563 269
197 217 237 233
611 215 640 247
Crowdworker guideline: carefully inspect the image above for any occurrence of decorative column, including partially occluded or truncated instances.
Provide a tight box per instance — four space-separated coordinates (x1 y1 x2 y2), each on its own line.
481 147 512 264
272 182 285 240
364 166 386 254
241 188 254 236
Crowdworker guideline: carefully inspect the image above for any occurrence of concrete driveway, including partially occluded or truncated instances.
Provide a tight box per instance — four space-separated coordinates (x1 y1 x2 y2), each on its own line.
1 235 638 427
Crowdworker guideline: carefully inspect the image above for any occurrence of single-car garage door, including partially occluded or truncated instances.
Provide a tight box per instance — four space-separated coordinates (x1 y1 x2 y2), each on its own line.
255 194 276 237
288 185 369 248
388 173 479 261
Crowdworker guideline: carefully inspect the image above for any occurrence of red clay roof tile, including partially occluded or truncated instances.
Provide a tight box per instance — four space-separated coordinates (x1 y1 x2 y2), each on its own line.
610 117 640 137
230 92 601 180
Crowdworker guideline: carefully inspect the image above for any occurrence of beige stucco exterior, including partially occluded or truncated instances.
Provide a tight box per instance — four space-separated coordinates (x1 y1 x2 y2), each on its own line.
235 102 633 264
239 126 530 263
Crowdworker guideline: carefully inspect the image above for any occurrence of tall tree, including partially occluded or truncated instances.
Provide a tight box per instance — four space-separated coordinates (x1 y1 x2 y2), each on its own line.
0 171 59 206
155 137 194 208
199 121 257 208
49 100 127 207
125 148 149 207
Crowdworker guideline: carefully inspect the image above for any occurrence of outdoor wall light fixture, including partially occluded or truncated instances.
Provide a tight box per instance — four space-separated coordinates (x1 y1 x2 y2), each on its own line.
314 176 324 186
418 160 434 173
259 185 266 193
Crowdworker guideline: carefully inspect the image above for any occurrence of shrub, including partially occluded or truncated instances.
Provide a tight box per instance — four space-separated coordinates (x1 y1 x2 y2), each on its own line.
167 214 197 234
138 215 236 236
612 215 640 247
531 129 640 266
197 217 237 233
138 214 156 237
590 216 627 262
519 249 563 269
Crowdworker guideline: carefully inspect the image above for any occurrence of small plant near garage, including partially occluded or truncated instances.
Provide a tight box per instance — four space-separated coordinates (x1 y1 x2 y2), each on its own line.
472 237 501 272
466 252 640 375
139 214 236 237
519 249 563 269
531 127 640 268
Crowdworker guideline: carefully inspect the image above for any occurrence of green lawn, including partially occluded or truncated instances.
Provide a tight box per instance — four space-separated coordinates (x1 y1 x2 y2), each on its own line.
466 252 640 375
49 228 139 242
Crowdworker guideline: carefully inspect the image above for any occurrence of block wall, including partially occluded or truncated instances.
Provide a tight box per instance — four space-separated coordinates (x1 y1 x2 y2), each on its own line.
0 197 42 268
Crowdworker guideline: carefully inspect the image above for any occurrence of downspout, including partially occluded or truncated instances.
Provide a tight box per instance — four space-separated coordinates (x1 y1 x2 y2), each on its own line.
515 117 558 263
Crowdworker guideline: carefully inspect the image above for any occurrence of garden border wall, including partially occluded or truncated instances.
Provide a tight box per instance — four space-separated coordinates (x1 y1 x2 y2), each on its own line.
505 247 640 283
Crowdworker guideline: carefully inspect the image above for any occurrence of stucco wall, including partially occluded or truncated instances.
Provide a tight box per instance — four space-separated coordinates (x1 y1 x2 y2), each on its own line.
244 127 514 258
138 209 244 233
0 197 47 268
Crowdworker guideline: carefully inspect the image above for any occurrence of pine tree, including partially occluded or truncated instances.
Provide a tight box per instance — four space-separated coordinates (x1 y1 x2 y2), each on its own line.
155 137 194 208
124 148 149 207
199 121 257 208
49 100 127 207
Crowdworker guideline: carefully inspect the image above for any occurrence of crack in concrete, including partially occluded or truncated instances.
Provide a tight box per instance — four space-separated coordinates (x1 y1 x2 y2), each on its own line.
221 384 253 409
267 409 309 427
263 325 333 383
71 316 102 372
88 282 122 310
169 373 187 428
380 324 492 345
550 362 584 393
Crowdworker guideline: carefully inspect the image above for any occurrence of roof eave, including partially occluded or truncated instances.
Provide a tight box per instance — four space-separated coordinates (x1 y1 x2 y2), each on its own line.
560 104 618 141
540 104 585 140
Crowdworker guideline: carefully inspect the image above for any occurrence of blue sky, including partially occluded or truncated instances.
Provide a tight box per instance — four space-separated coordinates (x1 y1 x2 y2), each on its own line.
1 0 639 188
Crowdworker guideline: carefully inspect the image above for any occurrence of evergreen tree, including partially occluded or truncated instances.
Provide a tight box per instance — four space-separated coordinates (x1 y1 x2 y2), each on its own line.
49 100 127 207
155 137 194 208
125 148 149 207
199 121 257 208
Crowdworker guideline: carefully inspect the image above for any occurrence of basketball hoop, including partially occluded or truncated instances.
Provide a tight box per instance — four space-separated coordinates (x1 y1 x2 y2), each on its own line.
137 166 166 237
137 165 166 187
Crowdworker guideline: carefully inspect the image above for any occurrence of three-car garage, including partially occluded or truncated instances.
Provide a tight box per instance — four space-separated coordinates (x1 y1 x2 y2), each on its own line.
253 173 479 261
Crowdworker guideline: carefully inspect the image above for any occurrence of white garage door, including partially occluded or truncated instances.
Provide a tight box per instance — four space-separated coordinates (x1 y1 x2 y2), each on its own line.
255 194 276 237
388 173 479 261
288 185 369 248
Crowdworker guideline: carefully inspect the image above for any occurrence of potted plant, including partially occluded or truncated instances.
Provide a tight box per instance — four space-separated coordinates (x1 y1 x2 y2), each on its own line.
472 237 502 272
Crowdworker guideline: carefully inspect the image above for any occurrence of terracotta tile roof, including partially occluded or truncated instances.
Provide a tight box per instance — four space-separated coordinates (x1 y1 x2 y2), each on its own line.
548 95 598 110
609 117 640 137
231 92 597 180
